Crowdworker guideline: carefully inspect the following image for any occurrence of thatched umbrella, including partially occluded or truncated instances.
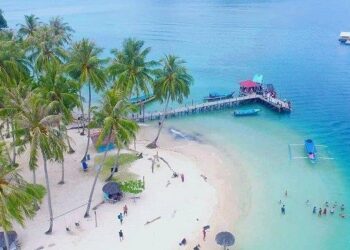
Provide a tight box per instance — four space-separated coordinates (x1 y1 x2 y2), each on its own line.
215 231 235 249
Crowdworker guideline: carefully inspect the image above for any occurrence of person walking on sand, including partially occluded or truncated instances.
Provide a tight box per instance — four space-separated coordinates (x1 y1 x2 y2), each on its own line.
119 229 124 241
181 173 185 183
118 212 123 224
123 205 128 216
202 228 206 241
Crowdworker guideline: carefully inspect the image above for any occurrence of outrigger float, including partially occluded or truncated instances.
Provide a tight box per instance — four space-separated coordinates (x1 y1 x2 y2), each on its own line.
288 139 334 163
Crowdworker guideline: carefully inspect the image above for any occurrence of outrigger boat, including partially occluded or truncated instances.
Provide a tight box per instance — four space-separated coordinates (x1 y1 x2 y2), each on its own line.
304 139 316 163
129 94 155 105
288 140 334 163
203 92 234 102
233 109 260 116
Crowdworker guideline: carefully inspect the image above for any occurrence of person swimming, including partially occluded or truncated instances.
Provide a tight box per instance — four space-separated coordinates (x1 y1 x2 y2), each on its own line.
323 208 327 215
281 205 285 215
341 204 345 211
330 208 334 214
318 208 322 216
325 201 329 207
313 206 317 214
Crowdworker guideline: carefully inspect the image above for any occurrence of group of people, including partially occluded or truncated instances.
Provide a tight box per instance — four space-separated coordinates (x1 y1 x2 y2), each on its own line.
311 201 346 218
117 205 128 241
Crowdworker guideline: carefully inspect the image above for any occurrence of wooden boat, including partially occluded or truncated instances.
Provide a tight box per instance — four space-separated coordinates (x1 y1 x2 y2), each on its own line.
304 139 316 163
233 109 260 116
129 94 155 105
203 92 234 102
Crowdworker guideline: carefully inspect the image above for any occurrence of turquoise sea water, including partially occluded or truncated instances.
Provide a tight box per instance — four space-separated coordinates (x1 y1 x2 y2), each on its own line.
3 0 350 249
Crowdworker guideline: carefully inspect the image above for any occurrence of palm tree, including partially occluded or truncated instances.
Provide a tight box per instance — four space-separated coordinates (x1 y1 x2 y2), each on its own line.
34 61 80 184
84 88 138 217
14 93 65 234
17 14 41 40
48 16 74 46
67 39 106 161
109 38 156 97
0 142 45 250
147 55 193 148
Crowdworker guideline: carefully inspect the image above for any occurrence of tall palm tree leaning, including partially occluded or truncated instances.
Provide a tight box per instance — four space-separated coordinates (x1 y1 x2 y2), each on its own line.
0 142 45 249
15 94 65 234
67 39 106 161
147 55 193 148
84 88 138 218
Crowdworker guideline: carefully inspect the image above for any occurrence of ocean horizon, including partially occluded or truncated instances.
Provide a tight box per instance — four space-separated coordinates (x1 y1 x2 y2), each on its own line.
3 0 350 249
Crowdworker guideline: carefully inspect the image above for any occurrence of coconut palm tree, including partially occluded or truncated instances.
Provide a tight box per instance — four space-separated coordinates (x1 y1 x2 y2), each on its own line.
147 55 193 148
0 142 45 249
14 93 65 234
84 88 138 218
17 14 41 40
67 39 106 161
48 16 74 46
34 61 80 184
109 38 156 97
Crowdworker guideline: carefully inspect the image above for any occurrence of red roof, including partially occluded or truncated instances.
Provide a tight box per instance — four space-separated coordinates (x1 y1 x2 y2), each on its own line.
240 80 258 88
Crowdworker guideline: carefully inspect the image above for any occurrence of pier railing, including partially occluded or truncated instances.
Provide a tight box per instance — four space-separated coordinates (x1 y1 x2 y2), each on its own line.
131 94 291 122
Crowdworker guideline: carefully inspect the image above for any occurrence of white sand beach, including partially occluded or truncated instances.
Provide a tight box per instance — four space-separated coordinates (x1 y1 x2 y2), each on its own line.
14 125 239 250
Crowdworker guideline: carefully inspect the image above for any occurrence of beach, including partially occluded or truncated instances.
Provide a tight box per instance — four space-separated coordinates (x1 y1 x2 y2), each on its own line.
14 125 239 250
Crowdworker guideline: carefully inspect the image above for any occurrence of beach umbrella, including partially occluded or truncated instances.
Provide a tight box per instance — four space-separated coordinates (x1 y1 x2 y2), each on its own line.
215 231 235 249
102 182 121 195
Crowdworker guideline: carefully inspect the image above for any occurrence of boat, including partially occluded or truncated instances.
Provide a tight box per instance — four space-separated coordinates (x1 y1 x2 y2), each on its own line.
129 94 155 105
339 32 350 43
203 92 234 102
304 139 316 162
233 109 260 116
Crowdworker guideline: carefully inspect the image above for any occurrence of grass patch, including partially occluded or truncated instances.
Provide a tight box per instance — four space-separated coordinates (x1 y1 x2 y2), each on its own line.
94 153 139 182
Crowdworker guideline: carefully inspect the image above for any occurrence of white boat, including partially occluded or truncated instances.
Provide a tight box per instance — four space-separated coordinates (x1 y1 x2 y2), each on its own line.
339 32 350 43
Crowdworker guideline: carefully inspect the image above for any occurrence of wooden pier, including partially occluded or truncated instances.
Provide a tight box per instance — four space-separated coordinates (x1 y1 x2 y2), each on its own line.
132 94 291 122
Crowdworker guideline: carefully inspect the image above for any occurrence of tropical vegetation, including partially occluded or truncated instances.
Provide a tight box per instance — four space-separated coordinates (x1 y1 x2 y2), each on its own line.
0 10 193 237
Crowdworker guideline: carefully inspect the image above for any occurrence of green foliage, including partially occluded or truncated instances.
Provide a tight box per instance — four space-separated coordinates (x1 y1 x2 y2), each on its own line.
0 142 45 231
0 9 7 30
94 153 138 181
120 179 144 194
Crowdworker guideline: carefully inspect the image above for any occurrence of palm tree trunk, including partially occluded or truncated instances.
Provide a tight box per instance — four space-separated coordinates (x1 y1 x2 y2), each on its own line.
84 132 112 218
42 153 54 234
78 89 86 135
65 127 75 154
5 118 10 138
105 148 121 182
147 97 170 148
81 83 91 162
32 169 36 184
10 120 16 166
58 160 65 184
4 231 9 250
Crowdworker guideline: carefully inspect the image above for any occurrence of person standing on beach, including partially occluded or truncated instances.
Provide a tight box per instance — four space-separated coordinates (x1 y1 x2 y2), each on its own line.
323 208 327 215
318 208 322 216
313 206 317 214
118 212 123 224
119 229 124 241
202 228 206 241
181 173 185 183
123 205 128 216
285 190 288 197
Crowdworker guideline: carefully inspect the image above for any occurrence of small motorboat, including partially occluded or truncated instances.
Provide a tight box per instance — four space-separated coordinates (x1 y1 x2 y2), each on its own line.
304 139 316 163
233 109 260 116
203 92 234 102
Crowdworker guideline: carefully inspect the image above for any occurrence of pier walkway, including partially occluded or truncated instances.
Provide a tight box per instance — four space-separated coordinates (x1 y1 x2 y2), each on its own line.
132 94 291 122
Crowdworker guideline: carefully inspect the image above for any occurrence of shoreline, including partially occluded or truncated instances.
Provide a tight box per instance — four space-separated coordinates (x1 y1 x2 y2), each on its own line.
14 124 241 250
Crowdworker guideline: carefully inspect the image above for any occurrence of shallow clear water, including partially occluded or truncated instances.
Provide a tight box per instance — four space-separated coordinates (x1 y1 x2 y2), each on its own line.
3 0 350 249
